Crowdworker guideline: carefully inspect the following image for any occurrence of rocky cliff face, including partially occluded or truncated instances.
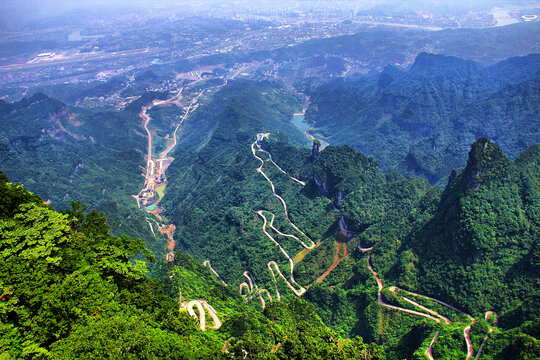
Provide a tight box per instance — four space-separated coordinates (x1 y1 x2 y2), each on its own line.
312 140 320 159
45 106 82 141
313 172 328 196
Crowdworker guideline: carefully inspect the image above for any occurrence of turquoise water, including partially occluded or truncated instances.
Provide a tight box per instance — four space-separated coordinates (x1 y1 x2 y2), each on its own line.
291 114 310 132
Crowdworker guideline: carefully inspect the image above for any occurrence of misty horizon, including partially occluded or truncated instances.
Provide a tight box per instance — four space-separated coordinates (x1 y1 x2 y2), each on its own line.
2 0 540 30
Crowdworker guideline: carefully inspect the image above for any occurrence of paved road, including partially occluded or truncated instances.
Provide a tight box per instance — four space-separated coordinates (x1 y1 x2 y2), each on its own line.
183 299 222 331
425 332 439 360
203 260 228 286
366 256 441 323
366 255 499 359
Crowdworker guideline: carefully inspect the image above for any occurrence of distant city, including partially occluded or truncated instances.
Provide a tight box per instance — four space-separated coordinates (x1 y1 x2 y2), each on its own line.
1 1 539 107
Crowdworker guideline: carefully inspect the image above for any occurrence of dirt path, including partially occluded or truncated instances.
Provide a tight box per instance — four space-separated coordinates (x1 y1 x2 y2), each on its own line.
316 243 348 283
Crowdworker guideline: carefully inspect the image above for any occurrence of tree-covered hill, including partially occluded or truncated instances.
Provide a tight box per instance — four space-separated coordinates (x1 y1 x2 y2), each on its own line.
1 71 538 359
158 104 538 358
0 171 383 360
304 53 540 186
0 93 164 256
406 139 539 327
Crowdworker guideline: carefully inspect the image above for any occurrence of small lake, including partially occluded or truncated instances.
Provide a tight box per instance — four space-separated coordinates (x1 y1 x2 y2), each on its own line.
291 113 310 132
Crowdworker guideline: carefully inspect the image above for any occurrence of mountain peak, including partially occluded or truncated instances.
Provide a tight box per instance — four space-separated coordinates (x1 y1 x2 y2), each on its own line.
410 52 481 73
440 138 512 202
28 92 51 103
464 137 507 174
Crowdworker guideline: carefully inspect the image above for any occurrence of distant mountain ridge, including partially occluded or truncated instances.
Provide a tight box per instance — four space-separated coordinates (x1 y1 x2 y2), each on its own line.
304 52 540 186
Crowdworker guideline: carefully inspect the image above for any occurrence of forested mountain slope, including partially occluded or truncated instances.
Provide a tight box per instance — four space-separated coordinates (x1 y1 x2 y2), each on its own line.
159 100 538 358
0 170 383 359
1 63 538 359
409 139 539 326
0 93 164 255
304 53 540 186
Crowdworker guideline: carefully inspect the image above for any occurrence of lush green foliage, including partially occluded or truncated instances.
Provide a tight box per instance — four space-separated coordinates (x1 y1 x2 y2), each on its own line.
407 140 539 323
1 62 538 359
0 171 384 359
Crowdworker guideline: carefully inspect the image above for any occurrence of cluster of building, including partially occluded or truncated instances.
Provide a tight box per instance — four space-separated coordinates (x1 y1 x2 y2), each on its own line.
135 158 170 211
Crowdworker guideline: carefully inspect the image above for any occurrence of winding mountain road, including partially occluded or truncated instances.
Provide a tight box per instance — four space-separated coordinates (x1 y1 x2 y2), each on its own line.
366 256 441 323
366 254 498 359
249 132 498 357
425 332 439 360
474 312 498 360
240 133 325 304
203 260 228 286
258 211 306 296
256 146 306 186
182 299 222 331
135 89 206 260
239 271 258 298
257 289 274 309
268 212 316 249
159 89 205 159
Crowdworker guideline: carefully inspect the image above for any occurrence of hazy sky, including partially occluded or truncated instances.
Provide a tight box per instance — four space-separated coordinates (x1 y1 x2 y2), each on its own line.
1 0 538 30
2 0 532 14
